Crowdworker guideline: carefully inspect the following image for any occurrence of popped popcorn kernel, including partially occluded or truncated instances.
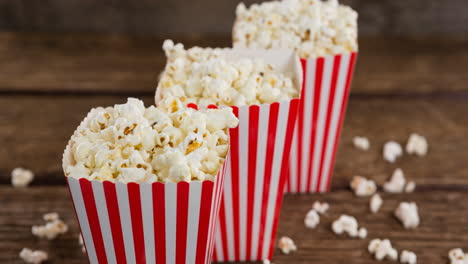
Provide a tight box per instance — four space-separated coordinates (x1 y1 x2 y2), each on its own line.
406 133 428 156
278 236 297 254
263 259 272 264
448 248 468 264
400 250 417 264
394 202 419 229
383 141 403 163
368 238 398 261
332 214 366 239
304 209 320 229
405 181 416 193
357 227 367 239
31 212 68 240
370 194 383 214
312 201 329 214
350 175 376 197
384 168 406 193
11 167 34 187
353 136 370 150
19 248 48 264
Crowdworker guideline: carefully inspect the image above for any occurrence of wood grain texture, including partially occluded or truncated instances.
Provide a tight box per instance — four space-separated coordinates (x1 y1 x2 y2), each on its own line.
0 33 468 95
0 186 466 263
0 95 467 187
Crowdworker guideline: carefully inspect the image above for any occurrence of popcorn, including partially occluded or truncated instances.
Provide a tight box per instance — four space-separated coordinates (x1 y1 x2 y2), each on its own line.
449 248 468 264
400 250 417 264
350 176 376 197
304 209 320 229
353 136 370 150
78 234 86 253
370 194 383 214
331 214 366 239
394 202 420 229
405 181 416 193
278 236 297 254
312 201 329 214
383 141 403 163
263 259 272 264
384 168 406 193
11 167 34 187
157 40 299 107
368 239 398 261
406 133 428 156
233 0 358 58
19 248 48 264
65 97 239 183
32 213 68 240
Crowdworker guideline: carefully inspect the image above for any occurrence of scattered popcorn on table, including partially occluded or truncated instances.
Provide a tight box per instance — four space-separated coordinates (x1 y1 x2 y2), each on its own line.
233 0 358 58
332 214 366 239
384 168 406 193
304 209 320 229
350 176 376 197
19 248 48 264
394 202 420 229
64 97 239 183
11 167 34 187
405 181 416 193
278 236 297 254
368 238 398 261
406 133 428 156
353 136 370 151
383 141 403 163
448 248 468 264
370 194 383 213
32 212 68 240
312 201 329 214
157 40 299 107
400 250 417 264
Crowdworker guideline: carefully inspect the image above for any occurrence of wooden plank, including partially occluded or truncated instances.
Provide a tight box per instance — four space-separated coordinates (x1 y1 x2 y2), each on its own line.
0 95 467 187
0 33 468 94
0 186 466 263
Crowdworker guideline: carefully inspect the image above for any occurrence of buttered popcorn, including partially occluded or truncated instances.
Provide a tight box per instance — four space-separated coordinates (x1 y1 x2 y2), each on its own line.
65 97 238 183
157 40 298 107
233 0 358 58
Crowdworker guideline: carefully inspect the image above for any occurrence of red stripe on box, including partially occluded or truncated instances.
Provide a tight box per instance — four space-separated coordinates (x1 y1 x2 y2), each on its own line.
257 102 279 257
153 183 166 264
306 58 324 192
195 181 214 264
103 181 127 264
316 56 341 192
208 164 225 261
326 53 357 191
268 99 299 258
246 105 259 260
79 179 108 264
296 58 307 192
176 182 189 264
229 106 241 260
127 183 146 263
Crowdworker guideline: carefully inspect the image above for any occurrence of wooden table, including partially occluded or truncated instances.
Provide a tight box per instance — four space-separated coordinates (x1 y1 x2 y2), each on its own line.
1 33 467 263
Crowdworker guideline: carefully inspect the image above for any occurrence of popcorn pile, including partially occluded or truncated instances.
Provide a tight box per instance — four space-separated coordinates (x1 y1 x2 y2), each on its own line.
233 0 358 58
32 212 68 240
64 97 238 183
157 40 298 107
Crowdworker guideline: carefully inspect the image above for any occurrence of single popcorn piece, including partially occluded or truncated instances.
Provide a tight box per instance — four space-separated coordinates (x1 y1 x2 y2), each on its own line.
405 181 416 193
64 97 239 183
358 227 367 239
406 133 428 156
263 259 272 264
11 167 34 187
278 236 297 254
312 201 329 214
394 202 420 229
32 212 68 240
368 238 398 261
332 214 366 239
448 248 468 264
353 136 370 151
350 176 376 197
400 250 417 264
384 168 406 193
233 0 358 58
157 40 299 107
383 141 403 163
19 248 48 264
304 209 320 229
370 194 383 213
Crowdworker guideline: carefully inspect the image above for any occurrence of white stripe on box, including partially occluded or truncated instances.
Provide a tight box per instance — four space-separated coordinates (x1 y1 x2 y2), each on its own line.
311 56 334 192
165 182 177 264
91 181 117 264
214 220 224 261
186 182 202 263
140 183 155 264
238 107 249 261
115 182 136 264
68 178 98 264
251 104 270 259
320 54 351 192
261 101 290 258
210 165 225 260
223 157 235 261
288 123 298 192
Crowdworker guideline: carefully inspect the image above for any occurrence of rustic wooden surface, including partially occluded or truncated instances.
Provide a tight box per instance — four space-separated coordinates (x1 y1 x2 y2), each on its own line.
0 33 467 263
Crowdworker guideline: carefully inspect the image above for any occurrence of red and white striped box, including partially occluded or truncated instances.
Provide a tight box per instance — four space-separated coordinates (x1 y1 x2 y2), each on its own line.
286 52 358 193
63 108 228 264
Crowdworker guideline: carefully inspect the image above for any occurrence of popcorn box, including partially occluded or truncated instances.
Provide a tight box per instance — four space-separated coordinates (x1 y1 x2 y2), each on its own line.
63 109 228 264
286 52 358 193
156 48 301 262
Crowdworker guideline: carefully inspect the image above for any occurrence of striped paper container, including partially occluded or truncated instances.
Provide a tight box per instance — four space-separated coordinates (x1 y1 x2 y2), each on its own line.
63 108 228 264
286 52 358 193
